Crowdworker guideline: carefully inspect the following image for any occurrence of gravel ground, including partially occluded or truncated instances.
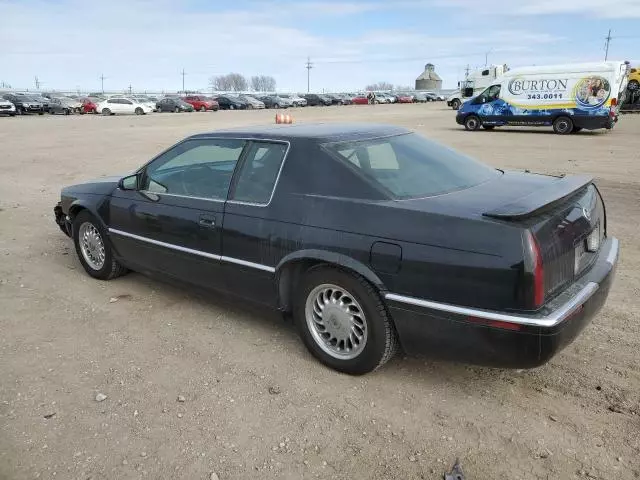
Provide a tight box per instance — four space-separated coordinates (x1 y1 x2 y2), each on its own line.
0 105 639 480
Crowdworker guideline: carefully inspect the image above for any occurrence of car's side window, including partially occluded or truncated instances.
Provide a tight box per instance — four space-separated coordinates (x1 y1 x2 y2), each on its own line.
123 99 132 105
231 142 288 204
142 139 246 200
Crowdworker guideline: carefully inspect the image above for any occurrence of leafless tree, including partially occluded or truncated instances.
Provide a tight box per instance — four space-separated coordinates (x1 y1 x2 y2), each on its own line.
209 73 249 92
250 75 277 92
365 81 394 91
394 85 413 92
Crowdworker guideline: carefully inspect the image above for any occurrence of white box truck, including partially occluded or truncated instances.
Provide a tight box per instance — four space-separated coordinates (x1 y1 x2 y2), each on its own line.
447 64 508 110
455 62 630 134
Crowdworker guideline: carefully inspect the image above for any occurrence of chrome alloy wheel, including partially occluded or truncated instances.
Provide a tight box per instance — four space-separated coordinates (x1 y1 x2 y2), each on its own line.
305 284 368 360
79 222 105 270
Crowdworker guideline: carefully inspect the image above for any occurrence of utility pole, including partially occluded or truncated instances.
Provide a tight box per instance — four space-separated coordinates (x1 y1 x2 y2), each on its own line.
604 29 612 61
181 68 186 93
34 76 40 90
128 84 132 95
485 48 493 67
99 73 106 94
305 57 313 93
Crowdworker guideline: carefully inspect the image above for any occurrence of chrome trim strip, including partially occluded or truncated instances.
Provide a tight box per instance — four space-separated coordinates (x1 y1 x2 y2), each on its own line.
139 191 226 203
385 282 600 328
108 228 222 260
220 256 275 273
606 237 619 266
108 228 275 273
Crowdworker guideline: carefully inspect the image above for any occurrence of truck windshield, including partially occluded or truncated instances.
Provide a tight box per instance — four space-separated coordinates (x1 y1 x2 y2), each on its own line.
324 133 500 199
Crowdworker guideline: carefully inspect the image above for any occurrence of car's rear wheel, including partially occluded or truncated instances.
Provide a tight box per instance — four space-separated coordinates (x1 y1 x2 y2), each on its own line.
553 116 573 135
199 106 206 112
102 108 111 115
464 115 481 131
294 266 398 375
72 211 128 280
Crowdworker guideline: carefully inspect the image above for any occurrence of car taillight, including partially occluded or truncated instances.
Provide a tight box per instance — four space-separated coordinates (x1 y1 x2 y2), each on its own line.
526 231 545 308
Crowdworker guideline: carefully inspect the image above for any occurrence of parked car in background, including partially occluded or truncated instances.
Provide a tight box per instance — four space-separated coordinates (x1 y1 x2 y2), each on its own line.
395 93 414 103
374 93 391 104
628 66 639 91
303 93 332 106
214 95 248 110
352 95 370 105
53 123 618 375
29 94 51 112
80 97 100 114
183 95 219 112
2 93 44 114
129 96 157 112
97 97 153 115
423 91 444 101
412 92 428 103
47 97 73 115
279 93 307 107
0 98 16 116
259 95 290 109
57 96 84 113
156 97 194 113
238 95 265 109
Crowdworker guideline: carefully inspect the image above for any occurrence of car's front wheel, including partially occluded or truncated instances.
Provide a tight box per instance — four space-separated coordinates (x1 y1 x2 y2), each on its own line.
135 107 144 115
72 211 127 280
294 267 398 375
464 115 481 131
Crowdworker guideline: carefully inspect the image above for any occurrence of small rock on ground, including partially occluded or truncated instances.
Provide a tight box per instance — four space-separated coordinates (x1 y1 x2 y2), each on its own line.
95 393 107 402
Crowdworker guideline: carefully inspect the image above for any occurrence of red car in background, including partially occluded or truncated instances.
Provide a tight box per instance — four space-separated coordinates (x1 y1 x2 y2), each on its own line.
352 95 369 105
80 97 99 114
183 95 219 112
396 94 414 103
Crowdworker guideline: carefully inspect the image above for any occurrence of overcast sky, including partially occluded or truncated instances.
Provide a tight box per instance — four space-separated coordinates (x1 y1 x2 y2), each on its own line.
1 0 639 93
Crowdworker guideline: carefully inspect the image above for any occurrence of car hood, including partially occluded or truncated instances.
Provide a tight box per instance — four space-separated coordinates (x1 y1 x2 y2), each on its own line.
62 176 122 195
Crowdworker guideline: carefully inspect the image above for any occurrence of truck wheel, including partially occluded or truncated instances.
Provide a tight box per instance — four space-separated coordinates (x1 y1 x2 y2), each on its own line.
464 115 481 131
451 99 461 110
553 116 573 135
294 266 398 375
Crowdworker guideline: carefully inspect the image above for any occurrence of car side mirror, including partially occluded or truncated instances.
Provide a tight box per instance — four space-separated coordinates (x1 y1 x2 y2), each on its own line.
118 173 139 190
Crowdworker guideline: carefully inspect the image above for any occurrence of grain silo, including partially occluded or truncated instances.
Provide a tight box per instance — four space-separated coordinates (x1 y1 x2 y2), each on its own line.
415 63 442 91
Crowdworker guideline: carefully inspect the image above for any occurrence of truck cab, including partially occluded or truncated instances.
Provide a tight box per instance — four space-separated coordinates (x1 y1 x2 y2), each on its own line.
447 64 508 110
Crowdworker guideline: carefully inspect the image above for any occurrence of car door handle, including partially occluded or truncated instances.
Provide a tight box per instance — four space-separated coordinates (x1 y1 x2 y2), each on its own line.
198 215 216 228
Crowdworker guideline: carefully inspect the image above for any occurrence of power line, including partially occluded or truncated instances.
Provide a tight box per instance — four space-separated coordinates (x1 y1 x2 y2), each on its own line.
604 29 612 61
305 57 313 93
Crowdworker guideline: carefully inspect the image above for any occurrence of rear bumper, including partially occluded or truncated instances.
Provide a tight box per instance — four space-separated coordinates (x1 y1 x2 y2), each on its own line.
385 237 619 368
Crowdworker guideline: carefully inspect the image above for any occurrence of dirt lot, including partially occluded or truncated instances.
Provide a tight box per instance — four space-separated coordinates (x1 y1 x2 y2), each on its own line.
1 105 639 480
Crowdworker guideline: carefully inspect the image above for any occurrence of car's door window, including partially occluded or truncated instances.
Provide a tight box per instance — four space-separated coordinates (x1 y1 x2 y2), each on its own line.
231 142 288 204
142 139 246 200
476 85 501 104
122 99 132 105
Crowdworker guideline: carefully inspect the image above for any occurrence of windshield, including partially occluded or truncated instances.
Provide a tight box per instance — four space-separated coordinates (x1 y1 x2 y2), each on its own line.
324 133 499 199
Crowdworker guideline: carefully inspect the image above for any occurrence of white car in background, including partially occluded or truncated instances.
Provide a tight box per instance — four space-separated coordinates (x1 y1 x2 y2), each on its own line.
131 95 158 111
97 97 153 115
280 93 307 107
0 98 16 116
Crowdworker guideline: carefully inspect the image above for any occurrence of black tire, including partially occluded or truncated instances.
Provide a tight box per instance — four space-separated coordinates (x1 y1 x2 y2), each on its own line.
135 107 144 115
102 108 111 116
482 125 495 130
65 109 70 115
72 210 128 280
628 80 639 91
38 111 44 115
451 99 461 110
294 266 398 375
553 116 573 135
199 106 206 112
464 115 481 131
572 126 583 133
9 113 16 117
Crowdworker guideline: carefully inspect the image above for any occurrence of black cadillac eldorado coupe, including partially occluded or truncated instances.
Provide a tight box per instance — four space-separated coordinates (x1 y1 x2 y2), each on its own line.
54 123 618 374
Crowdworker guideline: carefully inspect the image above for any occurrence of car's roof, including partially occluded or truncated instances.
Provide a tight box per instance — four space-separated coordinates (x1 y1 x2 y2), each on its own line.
188 123 411 143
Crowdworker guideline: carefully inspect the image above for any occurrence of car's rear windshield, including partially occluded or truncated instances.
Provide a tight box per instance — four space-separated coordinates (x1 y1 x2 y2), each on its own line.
324 133 500 199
